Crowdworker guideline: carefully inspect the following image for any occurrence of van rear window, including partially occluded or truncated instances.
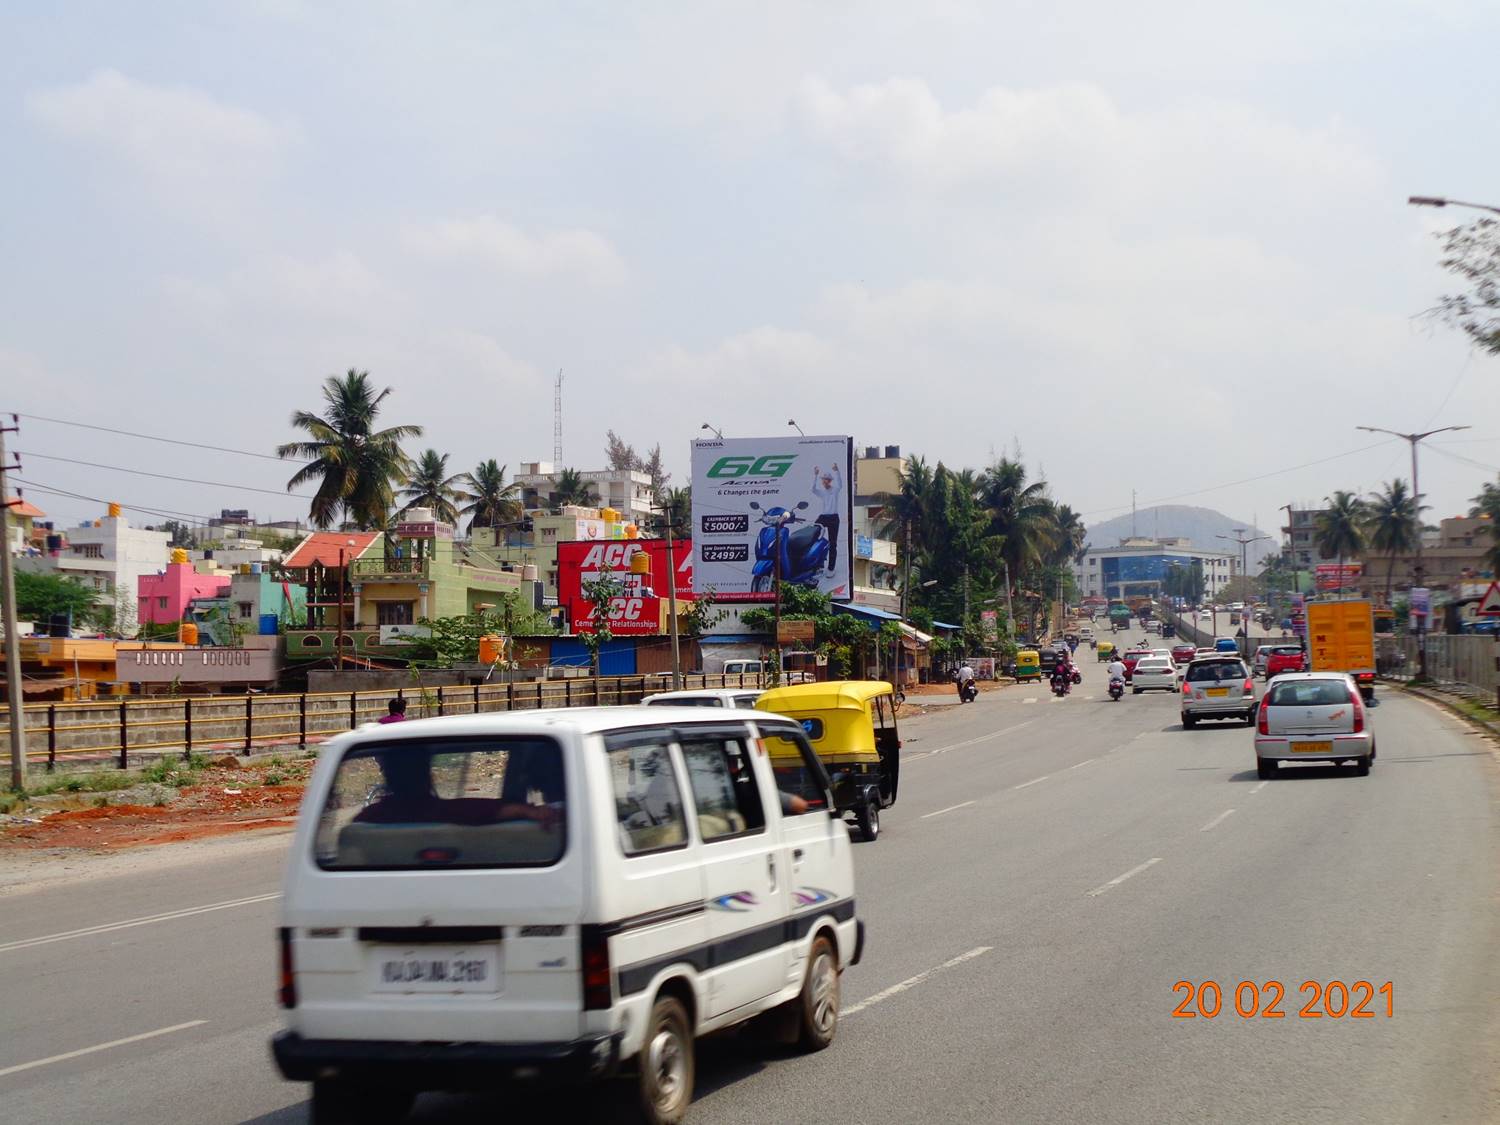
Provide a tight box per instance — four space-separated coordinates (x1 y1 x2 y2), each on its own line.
1186 661 1247 683
314 737 566 870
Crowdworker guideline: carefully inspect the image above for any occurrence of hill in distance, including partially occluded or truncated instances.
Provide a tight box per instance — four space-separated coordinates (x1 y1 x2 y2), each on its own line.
1084 505 1278 567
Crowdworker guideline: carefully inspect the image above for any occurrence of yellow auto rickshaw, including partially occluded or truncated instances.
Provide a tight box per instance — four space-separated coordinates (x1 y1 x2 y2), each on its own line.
1097 640 1116 663
1014 649 1042 681
755 681 899 841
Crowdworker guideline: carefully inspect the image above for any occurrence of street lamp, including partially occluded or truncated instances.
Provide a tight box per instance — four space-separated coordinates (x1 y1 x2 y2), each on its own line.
649 496 685 690
787 419 804 436
1355 423 1471 678
700 423 724 439
1408 195 1500 217
1218 530 1270 657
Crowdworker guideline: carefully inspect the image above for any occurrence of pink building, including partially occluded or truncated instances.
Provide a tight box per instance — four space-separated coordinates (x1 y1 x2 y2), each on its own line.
138 559 231 626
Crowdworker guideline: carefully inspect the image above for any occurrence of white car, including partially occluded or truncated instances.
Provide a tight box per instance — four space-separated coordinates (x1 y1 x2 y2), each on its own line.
1254 672 1374 778
272 708 860 1124
1131 656 1177 693
1180 655 1256 727
642 688 763 709
1198 609 1213 620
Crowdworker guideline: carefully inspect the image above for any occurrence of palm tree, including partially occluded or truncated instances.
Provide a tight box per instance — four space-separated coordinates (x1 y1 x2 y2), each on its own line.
276 369 422 529
980 457 1056 594
1470 476 1500 572
655 486 693 537
1363 479 1420 604
1314 490 1368 595
551 468 599 508
459 460 522 534
1046 503 1087 568
397 449 465 524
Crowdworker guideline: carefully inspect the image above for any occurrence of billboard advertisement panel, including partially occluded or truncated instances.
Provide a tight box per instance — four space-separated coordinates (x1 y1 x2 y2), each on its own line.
1315 563 1363 591
555 539 693 608
691 435 854 602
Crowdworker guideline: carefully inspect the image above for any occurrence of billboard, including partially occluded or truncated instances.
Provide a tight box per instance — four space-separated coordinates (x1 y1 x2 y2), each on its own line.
691 435 854 602
1314 563 1363 591
556 539 693 608
571 596 669 635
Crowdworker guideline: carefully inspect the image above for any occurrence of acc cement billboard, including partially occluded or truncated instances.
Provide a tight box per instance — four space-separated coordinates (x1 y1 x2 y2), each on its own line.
690 435 854 602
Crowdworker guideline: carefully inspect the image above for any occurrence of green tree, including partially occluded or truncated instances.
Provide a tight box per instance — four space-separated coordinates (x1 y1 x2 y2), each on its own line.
14 571 97 623
1430 217 1500 355
1314 490 1368 594
1470 476 1500 572
604 430 638 471
276 369 422 529
397 449 465 524
1363 478 1420 604
579 572 624 681
460 460 523 534
551 468 599 508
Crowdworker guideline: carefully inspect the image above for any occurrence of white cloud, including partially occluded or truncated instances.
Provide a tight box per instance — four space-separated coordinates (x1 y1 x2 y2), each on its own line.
25 69 295 191
403 216 627 286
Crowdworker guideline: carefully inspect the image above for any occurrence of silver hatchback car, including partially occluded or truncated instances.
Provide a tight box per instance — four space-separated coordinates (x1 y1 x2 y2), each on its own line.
1253 672 1375 779
1180 656 1255 728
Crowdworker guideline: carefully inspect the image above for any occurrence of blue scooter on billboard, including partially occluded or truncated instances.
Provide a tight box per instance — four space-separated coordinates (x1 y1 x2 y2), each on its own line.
748 501 829 593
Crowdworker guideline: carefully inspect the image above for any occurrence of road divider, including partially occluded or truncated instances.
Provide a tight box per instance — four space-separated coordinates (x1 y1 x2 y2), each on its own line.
844 946 993 1016
0 1020 207 1078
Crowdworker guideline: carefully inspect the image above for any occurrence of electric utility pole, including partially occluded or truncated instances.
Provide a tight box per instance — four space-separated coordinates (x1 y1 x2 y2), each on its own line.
2 416 26 790
1218 529 1270 658
652 496 683 691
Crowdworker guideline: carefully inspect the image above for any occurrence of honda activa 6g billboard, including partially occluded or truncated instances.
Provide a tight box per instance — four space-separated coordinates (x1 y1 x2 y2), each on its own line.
690 435 854 602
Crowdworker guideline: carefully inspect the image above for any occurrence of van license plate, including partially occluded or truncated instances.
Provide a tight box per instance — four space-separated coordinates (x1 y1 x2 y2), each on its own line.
1206 688 1229 697
1292 741 1332 754
371 945 500 993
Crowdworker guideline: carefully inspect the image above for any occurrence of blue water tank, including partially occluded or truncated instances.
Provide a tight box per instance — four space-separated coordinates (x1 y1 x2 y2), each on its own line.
258 613 279 636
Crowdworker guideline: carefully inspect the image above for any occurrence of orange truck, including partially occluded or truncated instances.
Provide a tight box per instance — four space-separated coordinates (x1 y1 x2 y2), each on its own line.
1305 598 1377 700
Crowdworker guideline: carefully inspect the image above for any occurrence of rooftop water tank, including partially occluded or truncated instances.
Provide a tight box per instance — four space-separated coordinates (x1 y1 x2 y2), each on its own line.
521 564 539 581
250 562 262 575
179 622 199 645
258 613 278 636
171 548 190 565
885 445 901 458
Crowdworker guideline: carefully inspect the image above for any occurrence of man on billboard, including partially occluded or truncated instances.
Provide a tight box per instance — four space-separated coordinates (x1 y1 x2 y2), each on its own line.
810 462 843 575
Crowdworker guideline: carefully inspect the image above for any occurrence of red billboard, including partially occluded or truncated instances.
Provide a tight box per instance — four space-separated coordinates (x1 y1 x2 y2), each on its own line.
571 596 669 635
1314 563 1362 591
556 539 693 606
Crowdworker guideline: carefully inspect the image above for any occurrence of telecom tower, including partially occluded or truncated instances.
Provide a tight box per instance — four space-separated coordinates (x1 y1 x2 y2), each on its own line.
553 370 563 465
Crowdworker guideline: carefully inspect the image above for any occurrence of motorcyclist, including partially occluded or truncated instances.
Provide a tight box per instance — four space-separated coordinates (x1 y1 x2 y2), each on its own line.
1051 650 1073 693
955 661 975 700
1107 656 1128 684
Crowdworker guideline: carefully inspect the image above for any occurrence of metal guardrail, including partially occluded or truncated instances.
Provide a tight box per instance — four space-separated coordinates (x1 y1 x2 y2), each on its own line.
0 673 766 771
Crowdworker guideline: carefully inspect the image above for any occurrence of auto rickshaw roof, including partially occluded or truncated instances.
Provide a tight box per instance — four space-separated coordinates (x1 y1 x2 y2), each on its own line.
755 680 895 713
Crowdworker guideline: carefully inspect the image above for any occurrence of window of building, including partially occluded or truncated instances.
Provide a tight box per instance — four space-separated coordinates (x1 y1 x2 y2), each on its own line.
376 602 414 626
238 602 254 618
1089 558 1096 566
158 597 169 609
301 635 323 648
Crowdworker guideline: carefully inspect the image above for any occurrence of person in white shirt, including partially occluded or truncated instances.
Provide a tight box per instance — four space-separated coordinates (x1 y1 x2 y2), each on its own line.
810 463 843 574
955 662 975 699
1106 658 1128 682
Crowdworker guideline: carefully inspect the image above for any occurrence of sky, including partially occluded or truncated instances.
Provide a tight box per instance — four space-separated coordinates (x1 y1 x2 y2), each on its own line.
3 1 1498 541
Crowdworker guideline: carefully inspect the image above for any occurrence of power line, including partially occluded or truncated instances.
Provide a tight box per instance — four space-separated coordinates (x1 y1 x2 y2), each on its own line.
16 451 311 499
14 477 227 525
1425 445 1500 475
17 412 298 462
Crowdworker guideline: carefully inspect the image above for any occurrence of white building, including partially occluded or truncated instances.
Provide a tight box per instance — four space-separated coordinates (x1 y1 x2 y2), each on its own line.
1073 537 1236 602
513 462 657 525
16 508 170 635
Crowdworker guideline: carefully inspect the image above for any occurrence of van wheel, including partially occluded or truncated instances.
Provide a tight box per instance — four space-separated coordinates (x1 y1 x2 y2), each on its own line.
1182 715 1196 730
310 1081 413 1125
855 799 879 841
797 936 840 1051
638 995 694 1125
1256 758 1276 780
1353 756 1371 777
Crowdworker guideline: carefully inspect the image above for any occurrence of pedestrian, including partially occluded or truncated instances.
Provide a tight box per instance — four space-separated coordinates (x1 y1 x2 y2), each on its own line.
378 697 408 724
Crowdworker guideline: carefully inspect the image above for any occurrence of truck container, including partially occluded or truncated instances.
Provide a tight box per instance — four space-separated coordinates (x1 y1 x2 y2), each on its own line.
1305 598 1377 700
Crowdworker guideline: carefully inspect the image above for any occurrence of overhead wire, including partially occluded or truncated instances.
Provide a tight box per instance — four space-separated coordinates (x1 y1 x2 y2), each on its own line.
16 412 299 462
16 451 312 499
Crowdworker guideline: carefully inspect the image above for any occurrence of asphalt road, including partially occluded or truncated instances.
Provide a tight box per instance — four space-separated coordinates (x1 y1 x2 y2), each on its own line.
3 628 1497 1125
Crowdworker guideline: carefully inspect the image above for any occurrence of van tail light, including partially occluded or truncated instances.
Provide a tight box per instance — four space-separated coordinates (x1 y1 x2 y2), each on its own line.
580 926 613 1010
1349 687 1365 734
278 927 296 1009
1257 704 1270 735
1243 678 1254 695
1181 680 1191 695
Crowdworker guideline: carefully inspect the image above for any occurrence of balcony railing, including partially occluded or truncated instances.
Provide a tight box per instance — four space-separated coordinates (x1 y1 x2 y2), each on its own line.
351 557 430 579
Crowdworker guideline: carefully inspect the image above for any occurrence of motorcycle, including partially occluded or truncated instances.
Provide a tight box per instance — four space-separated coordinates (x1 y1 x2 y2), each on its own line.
958 680 978 704
747 501 829 592
1071 668 1083 685
1108 677 1126 701
1050 672 1071 698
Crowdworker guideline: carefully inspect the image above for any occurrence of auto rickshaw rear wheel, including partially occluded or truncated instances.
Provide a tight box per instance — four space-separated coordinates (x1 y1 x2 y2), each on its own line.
855 798 880 841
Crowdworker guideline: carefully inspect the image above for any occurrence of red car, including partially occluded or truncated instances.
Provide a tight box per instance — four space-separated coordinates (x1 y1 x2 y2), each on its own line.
1120 649 1152 681
1264 646 1306 679
1171 644 1197 665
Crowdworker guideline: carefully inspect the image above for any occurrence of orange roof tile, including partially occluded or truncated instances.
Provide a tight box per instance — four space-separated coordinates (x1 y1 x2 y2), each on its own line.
5 497 46 519
284 531 382 569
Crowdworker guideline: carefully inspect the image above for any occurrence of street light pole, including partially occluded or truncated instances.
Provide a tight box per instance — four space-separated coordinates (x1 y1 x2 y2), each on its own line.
651 497 683 691
1408 195 1500 217
1355 424 1471 678
1 418 26 790
1218 530 1270 658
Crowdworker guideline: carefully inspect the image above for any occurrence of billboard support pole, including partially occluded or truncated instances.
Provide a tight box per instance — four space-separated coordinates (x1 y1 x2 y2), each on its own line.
663 513 682 691
772 521 782 687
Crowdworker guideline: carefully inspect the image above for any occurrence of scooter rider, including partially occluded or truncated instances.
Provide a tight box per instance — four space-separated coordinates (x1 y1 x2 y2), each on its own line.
955 661 976 700
1107 656 1128 684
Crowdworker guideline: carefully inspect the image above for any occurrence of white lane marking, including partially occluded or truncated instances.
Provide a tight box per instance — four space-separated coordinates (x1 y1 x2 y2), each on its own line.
1086 857 1163 898
1199 808 1236 833
1013 775 1049 790
1022 698 1038 705
1250 780 1269 795
1083 695 1095 701
921 800 976 820
907 719 1039 762
844 946 992 1016
0 892 280 954
1068 758 1098 771
0 1020 207 1078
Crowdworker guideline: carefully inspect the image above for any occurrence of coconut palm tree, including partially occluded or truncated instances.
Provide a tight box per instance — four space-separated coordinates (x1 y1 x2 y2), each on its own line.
1314 490 1368 595
1470 476 1500 572
654 486 693 537
397 449 465 524
277 369 422 529
551 468 599 508
1046 502 1087 568
980 457 1056 593
1363 479 1420 604
459 460 522 534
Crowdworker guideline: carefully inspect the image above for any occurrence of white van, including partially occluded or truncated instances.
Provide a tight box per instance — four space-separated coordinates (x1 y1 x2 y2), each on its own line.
271 708 862 1124
719 659 764 679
